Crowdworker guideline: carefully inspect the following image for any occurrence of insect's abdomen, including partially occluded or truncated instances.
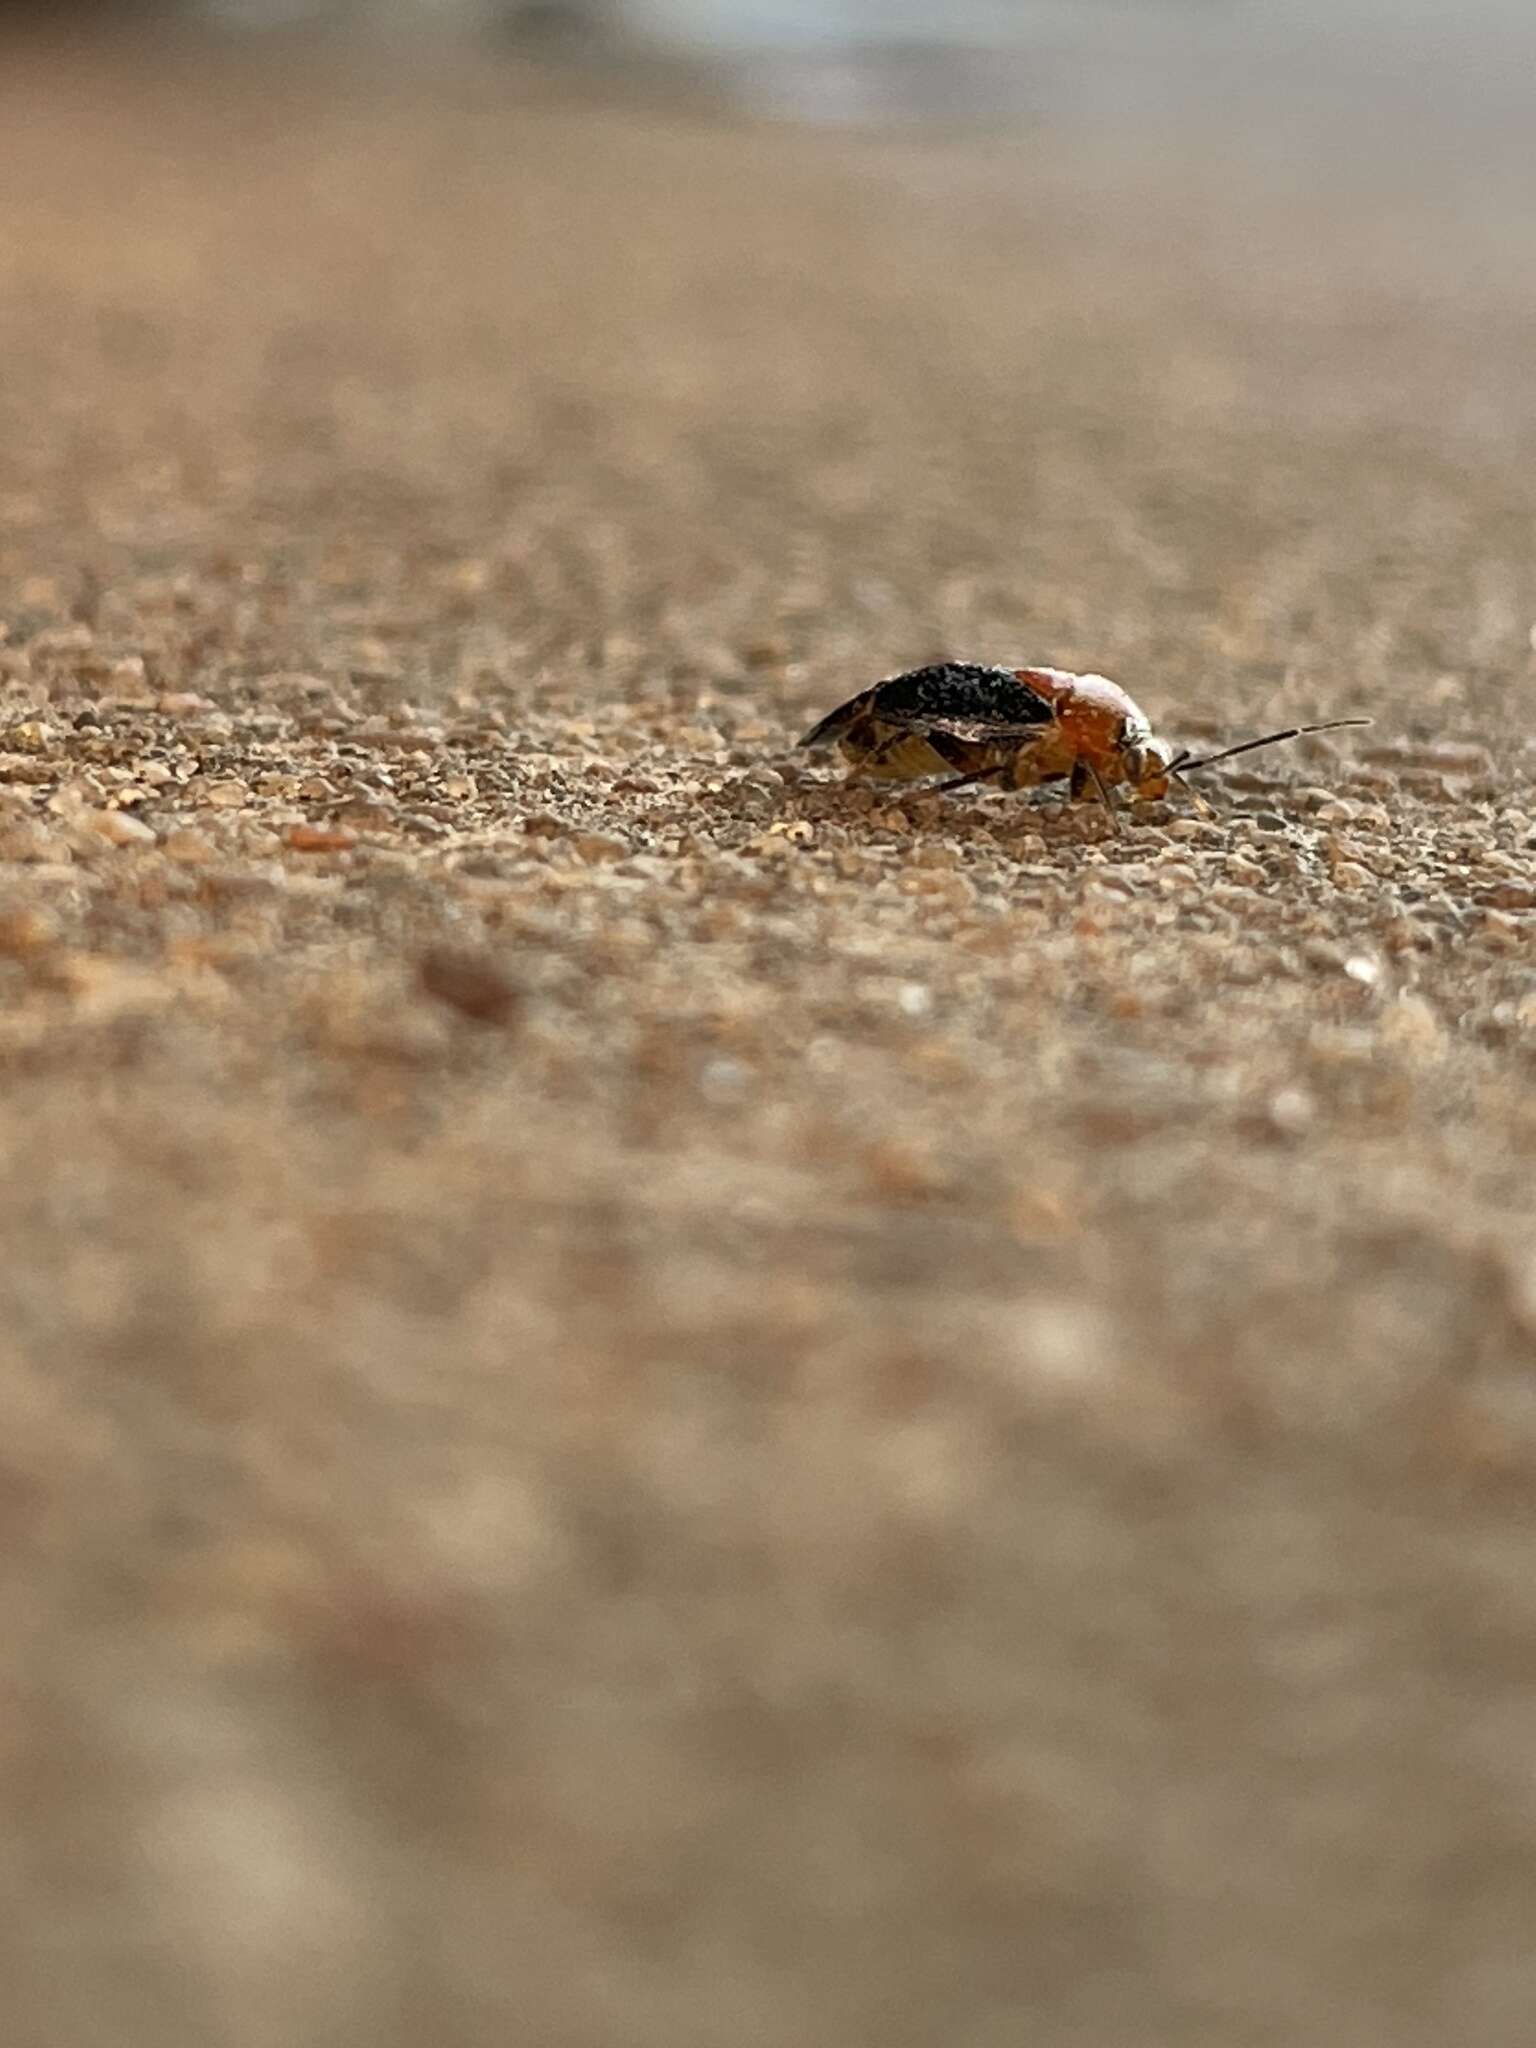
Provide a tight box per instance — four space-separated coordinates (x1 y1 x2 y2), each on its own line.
850 730 957 781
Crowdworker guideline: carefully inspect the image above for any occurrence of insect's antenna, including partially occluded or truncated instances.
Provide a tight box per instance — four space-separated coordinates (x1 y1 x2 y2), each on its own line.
1175 718 1370 776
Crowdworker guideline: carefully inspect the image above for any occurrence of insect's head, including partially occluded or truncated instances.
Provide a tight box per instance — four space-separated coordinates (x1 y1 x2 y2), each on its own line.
1120 734 1177 800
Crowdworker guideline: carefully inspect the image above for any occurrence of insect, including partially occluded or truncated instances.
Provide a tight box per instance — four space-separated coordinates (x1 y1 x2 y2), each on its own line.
797 662 1368 824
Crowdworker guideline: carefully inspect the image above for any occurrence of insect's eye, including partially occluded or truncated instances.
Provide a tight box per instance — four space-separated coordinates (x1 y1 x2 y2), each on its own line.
1126 739 1173 797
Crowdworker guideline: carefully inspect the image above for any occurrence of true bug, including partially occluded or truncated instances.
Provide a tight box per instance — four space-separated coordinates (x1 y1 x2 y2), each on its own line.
797 663 1367 822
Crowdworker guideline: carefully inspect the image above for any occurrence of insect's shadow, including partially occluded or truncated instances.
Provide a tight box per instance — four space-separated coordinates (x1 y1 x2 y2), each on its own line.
685 760 1333 872
768 759 1187 851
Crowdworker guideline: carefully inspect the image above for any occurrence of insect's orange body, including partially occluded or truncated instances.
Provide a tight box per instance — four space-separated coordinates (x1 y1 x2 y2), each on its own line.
1010 667 1166 794
797 662 1366 819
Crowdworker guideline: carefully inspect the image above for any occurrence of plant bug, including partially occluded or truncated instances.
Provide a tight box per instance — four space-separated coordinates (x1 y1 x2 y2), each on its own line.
797 663 1368 825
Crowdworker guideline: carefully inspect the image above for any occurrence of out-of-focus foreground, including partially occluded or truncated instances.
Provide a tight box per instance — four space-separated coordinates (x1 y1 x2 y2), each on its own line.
3 13 1536 2046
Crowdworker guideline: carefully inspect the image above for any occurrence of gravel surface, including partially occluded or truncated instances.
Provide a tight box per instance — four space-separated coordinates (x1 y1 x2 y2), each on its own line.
3 31 1536 2048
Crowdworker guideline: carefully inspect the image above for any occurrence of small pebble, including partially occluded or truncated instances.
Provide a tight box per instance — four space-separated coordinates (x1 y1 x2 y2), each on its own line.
286 824 358 853
163 830 217 864
571 832 629 864
1268 1087 1316 1138
87 808 156 847
417 947 522 1028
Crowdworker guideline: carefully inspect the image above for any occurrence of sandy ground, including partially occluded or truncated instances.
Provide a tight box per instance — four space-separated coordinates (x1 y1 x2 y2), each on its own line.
3 28 1536 2047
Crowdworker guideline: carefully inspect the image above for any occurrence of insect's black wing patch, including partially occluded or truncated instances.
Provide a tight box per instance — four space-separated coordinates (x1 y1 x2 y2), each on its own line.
865 664 1056 738
799 665 1057 751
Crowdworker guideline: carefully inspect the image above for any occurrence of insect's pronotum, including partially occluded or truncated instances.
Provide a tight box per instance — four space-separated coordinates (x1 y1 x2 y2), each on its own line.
797 664 1367 825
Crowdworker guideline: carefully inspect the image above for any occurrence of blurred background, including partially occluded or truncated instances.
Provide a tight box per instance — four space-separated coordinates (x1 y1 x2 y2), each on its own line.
3 5 1536 2048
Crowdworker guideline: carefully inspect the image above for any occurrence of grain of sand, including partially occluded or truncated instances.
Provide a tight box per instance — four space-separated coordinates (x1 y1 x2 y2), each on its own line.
3 26 1536 2047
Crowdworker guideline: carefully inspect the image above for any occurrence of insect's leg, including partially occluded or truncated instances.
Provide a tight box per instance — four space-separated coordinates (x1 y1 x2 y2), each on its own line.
1081 760 1122 835
933 765 1008 795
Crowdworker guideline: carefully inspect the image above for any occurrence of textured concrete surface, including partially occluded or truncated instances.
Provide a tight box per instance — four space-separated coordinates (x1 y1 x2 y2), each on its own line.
2 29 1536 2047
